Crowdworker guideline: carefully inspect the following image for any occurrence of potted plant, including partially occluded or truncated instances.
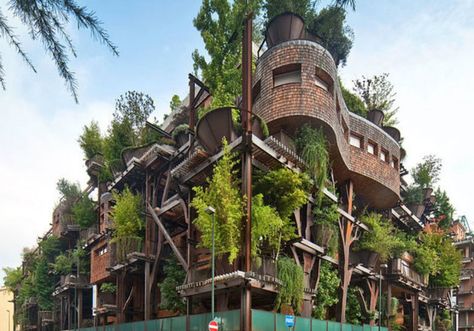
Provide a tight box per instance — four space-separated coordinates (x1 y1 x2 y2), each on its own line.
382 126 401 142
265 12 306 48
171 124 189 147
367 109 384 127
99 282 116 305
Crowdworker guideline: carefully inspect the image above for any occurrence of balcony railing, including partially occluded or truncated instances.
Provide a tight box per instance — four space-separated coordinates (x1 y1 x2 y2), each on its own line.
458 303 474 311
388 258 428 287
38 311 54 323
109 236 143 266
59 214 80 234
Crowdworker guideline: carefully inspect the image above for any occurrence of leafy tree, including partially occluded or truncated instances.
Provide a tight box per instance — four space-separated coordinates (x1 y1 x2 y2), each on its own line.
103 117 135 163
2 267 22 291
38 235 62 263
192 139 244 263
56 178 81 201
111 187 144 239
313 261 340 319
114 91 155 141
275 256 304 314
52 254 72 275
263 0 311 20
254 168 309 220
33 258 55 310
72 195 97 229
193 0 261 108
433 188 455 229
170 94 182 113
0 0 118 101
411 154 442 189
78 121 103 159
353 73 399 126
346 287 363 325
340 80 367 117
308 6 353 66
158 258 186 313
358 212 404 262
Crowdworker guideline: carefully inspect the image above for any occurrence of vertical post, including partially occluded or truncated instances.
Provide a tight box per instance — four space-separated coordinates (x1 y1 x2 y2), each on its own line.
212 211 215 320
78 289 83 329
387 284 392 331
379 271 382 331
144 261 150 320
412 293 418 331
241 10 253 331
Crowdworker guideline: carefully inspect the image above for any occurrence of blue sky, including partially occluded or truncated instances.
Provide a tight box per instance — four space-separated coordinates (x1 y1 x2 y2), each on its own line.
1 0 473 282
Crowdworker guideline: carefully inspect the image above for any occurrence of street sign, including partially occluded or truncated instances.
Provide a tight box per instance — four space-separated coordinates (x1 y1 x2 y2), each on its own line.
209 320 219 331
285 315 295 328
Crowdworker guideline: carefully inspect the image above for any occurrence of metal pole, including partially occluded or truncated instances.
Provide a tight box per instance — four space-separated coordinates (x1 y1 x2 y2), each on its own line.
212 211 215 320
379 269 382 331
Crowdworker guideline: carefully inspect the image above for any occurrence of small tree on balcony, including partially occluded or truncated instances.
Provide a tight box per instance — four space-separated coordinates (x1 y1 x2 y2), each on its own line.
411 154 442 189
78 121 103 160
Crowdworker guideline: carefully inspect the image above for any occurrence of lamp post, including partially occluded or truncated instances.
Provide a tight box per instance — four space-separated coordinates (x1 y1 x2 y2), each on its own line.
379 264 388 331
205 206 216 320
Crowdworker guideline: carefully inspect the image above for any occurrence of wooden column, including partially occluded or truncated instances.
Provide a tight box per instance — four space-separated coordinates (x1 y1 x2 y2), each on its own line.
412 293 419 331
387 283 392 331
144 261 151 320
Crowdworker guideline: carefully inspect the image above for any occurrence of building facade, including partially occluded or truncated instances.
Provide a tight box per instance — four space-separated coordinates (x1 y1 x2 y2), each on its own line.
0 287 14 331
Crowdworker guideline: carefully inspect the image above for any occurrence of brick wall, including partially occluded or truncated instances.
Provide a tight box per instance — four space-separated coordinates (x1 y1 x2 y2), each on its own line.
254 39 400 208
90 237 111 284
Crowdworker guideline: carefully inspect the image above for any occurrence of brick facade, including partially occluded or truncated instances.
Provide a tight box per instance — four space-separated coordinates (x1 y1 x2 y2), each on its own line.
254 39 400 208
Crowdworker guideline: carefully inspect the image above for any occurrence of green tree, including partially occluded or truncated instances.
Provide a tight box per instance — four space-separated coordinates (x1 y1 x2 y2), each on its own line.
111 187 144 239
56 178 81 201
411 154 442 189
33 258 55 310
275 256 304 314
78 121 103 159
0 0 118 101
72 195 97 229
352 73 399 126
103 117 135 163
340 80 367 117
192 139 244 263
38 235 62 263
263 0 311 20
308 6 353 66
2 267 22 291
433 188 455 229
193 0 261 108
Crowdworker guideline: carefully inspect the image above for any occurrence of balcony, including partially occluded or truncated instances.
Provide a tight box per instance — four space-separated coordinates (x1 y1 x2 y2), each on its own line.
461 269 474 280
108 236 144 269
38 311 54 324
387 258 428 288
462 256 474 264
59 214 80 235
459 303 474 311
457 287 474 296
53 274 90 295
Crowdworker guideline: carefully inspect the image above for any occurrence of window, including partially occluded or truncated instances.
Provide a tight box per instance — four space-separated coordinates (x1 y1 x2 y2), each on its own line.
273 64 301 87
380 149 389 162
349 134 362 148
391 157 398 169
315 67 334 96
96 245 108 256
367 142 377 155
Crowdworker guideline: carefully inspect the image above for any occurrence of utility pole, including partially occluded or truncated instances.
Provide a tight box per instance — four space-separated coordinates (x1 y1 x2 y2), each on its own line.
241 10 253 331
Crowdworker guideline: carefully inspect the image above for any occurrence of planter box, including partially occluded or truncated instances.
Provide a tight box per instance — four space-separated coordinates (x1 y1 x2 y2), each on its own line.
265 12 305 48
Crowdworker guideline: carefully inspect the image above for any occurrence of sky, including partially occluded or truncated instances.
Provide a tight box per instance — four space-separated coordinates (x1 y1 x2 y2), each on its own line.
1 0 473 283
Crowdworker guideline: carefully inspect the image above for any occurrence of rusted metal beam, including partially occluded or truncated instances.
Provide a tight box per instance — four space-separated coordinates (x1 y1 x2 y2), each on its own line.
147 203 188 270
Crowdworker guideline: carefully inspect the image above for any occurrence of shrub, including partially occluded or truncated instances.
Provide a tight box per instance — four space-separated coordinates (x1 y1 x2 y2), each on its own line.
72 195 96 229
100 282 117 293
53 254 72 275
158 258 186 313
111 187 144 239
78 121 103 159
313 261 340 319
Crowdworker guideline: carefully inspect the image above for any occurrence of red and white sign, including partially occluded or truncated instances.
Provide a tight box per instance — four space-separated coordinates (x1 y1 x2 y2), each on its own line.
209 320 219 331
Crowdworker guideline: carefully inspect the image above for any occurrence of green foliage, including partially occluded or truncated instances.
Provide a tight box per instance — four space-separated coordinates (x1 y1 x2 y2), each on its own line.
38 236 62 263
254 168 309 220
411 154 442 189
193 0 261 108
2 267 22 291
170 94 182 112
158 258 186 313
0 0 118 101
435 310 452 331
411 232 461 287
313 261 340 319
313 195 339 256
192 139 244 263
100 282 117 294
346 287 363 325
358 212 404 262
403 184 423 206
295 124 329 205
103 117 135 163
353 73 399 126
111 187 144 239
308 6 353 66
341 80 367 117
56 178 81 201
115 91 155 140
71 245 90 275
433 188 455 228
52 254 72 275
78 121 103 159
72 195 96 229
172 124 189 138
275 256 304 314
263 0 311 20
33 258 55 310
252 194 292 259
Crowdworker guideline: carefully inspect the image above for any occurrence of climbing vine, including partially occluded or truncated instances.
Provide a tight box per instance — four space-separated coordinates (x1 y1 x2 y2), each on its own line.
275 256 304 314
158 258 186 313
313 261 340 319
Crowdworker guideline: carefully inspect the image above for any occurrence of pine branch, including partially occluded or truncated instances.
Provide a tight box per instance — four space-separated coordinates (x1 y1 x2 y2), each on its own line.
0 52 5 89
0 8 36 74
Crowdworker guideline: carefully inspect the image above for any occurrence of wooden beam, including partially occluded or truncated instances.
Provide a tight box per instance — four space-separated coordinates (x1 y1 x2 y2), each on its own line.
147 203 188 270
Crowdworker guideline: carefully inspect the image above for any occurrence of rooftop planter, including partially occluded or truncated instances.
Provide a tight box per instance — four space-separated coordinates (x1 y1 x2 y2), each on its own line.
265 12 305 49
85 153 104 177
367 109 384 127
172 124 189 147
383 126 401 142
196 107 268 154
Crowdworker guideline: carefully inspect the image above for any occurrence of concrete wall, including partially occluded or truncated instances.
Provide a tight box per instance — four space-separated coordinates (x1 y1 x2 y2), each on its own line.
0 287 14 331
